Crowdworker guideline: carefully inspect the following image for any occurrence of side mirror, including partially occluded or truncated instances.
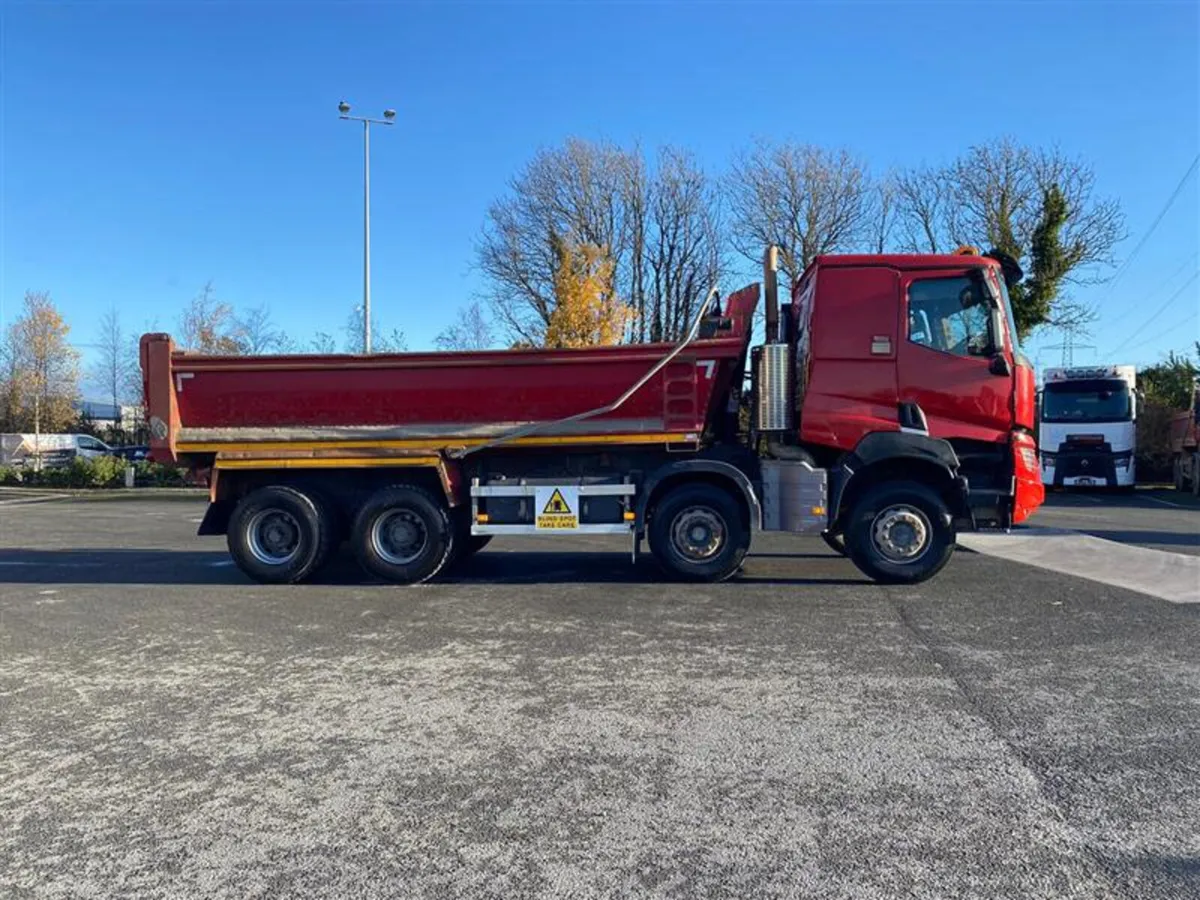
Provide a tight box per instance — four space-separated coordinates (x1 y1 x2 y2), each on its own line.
989 354 1012 377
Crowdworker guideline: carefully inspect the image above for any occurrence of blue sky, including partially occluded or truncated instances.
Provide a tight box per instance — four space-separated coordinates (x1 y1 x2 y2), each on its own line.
2 0 1197 397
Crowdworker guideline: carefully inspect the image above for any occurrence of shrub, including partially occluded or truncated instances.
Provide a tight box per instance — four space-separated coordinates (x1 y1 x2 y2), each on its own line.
133 460 188 487
0 466 21 486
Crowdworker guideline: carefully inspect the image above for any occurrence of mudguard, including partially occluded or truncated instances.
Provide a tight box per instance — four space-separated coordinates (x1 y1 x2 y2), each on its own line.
637 458 763 531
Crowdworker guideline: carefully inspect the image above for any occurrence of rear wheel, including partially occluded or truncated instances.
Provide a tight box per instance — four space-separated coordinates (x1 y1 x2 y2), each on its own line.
227 485 334 584
648 483 749 582
352 485 454 584
1174 457 1185 492
844 480 955 585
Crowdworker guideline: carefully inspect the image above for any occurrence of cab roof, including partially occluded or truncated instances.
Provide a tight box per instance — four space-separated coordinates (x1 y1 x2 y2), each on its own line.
810 253 1001 271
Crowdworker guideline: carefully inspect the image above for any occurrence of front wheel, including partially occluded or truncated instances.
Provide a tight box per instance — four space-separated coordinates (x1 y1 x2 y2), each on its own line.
648 484 749 582
844 481 955 585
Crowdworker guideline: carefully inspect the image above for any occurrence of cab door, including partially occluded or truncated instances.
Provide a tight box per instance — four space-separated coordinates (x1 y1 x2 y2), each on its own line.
896 269 1012 444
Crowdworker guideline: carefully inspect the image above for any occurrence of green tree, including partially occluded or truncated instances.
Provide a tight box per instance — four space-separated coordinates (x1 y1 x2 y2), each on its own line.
1140 344 1200 409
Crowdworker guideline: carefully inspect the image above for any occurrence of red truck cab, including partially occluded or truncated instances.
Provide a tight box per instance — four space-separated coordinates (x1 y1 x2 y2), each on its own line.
775 248 1042 535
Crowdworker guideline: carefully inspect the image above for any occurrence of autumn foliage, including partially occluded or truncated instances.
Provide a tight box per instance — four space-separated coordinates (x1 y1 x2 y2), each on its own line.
544 235 635 349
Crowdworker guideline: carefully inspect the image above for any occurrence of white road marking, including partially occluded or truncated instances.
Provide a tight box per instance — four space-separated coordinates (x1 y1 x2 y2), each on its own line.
38 590 57 596
208 560 236 567
959 527 1200 604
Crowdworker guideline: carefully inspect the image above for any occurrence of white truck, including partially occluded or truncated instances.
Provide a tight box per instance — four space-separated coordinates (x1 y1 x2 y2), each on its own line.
0 433 116 469
1038 365 1137 489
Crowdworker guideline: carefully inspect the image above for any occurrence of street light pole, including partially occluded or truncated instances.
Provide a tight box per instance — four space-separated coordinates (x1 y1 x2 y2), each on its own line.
338 101 395 354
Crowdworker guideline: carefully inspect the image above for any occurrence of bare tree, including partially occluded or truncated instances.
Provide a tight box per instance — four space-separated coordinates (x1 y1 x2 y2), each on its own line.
435 301 494 351
892 140 1124 337
308 332 337 354
88 305 137 428
342 306 406 353
644 147 723 341
893 165 955 253
476 138 637 344
869 175 898 254
178 282 243 353
726 141 872 286
477 139 724 345
236 305 292 354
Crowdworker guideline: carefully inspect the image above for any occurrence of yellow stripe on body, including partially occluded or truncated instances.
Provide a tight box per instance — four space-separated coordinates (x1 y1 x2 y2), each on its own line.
181 432 697 455
214 456 441 471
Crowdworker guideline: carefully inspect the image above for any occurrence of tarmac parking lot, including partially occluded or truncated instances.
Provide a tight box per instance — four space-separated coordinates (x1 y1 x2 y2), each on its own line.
1 492 1197 899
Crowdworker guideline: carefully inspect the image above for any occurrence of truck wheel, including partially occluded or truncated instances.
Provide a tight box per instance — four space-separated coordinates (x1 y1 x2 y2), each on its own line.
227 486 334 585
844 481 955 585
1193 455 1200 497
648 484 749 582
352 485 454 584
1174 457 1185 492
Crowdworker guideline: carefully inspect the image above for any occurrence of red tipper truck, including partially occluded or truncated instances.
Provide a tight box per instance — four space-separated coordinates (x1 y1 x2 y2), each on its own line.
141 245 1043 586
1169 380 1200 494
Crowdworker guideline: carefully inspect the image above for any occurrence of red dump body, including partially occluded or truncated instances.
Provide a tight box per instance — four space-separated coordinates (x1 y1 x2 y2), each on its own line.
141 286 759 464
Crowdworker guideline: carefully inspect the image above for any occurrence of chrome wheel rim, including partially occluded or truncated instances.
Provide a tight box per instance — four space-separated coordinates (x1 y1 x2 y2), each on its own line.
671 506 726 561
246 509 301 566
371 509 429 566
871 504 931 563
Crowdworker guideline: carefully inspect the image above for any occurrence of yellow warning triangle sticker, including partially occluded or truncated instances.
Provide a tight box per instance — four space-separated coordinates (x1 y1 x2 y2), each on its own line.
543 489 572 515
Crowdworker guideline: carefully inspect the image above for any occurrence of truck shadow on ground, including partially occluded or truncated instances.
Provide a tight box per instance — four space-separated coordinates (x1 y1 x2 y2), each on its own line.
0 548 868 587
1081 530 1200 549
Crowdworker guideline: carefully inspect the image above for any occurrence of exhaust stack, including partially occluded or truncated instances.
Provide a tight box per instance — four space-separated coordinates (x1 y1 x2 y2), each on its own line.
763 245 780 343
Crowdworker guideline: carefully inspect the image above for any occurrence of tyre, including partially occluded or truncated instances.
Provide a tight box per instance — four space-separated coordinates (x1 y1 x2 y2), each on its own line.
821 531 847 556
352 484 454 584
1173 457 1184 492
648 483 749 582
227 485 335 584
843 480 955 585
1193 455 1200 497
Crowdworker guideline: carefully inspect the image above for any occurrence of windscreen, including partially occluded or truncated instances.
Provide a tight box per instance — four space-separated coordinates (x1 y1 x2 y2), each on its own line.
1041 379 1132 423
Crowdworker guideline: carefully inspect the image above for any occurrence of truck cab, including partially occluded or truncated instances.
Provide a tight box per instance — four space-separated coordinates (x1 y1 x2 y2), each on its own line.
767 248 1040 535
1038 365 1137 489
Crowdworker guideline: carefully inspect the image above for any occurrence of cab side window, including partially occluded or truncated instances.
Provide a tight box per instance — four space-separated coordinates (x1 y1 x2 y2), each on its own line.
907 276 993 358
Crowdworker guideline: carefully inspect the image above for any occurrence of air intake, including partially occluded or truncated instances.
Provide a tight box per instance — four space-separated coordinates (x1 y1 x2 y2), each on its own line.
754 342 793 433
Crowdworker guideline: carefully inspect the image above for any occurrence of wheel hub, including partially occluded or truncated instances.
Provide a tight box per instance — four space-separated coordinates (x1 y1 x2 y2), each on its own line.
371 510 429 566
247 509 301 566
671 506 725 561
871 505 931 563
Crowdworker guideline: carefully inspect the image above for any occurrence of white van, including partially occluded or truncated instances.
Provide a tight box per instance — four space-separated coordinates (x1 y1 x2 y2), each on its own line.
0 433 115 468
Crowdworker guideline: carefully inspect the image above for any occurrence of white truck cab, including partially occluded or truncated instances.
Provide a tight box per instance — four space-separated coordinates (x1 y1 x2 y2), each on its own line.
1038 365 1137 489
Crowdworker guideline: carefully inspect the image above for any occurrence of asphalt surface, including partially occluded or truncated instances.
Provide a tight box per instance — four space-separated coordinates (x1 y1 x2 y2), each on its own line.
1 496 1198 899
1029 488 1200 556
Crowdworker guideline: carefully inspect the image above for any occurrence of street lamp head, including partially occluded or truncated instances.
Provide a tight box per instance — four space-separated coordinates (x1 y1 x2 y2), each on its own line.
338 100 351 115
383 108 396 121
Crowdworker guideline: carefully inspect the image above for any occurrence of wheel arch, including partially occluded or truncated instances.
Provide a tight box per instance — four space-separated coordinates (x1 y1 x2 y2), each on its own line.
830 432 970 533
637 459 761 532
